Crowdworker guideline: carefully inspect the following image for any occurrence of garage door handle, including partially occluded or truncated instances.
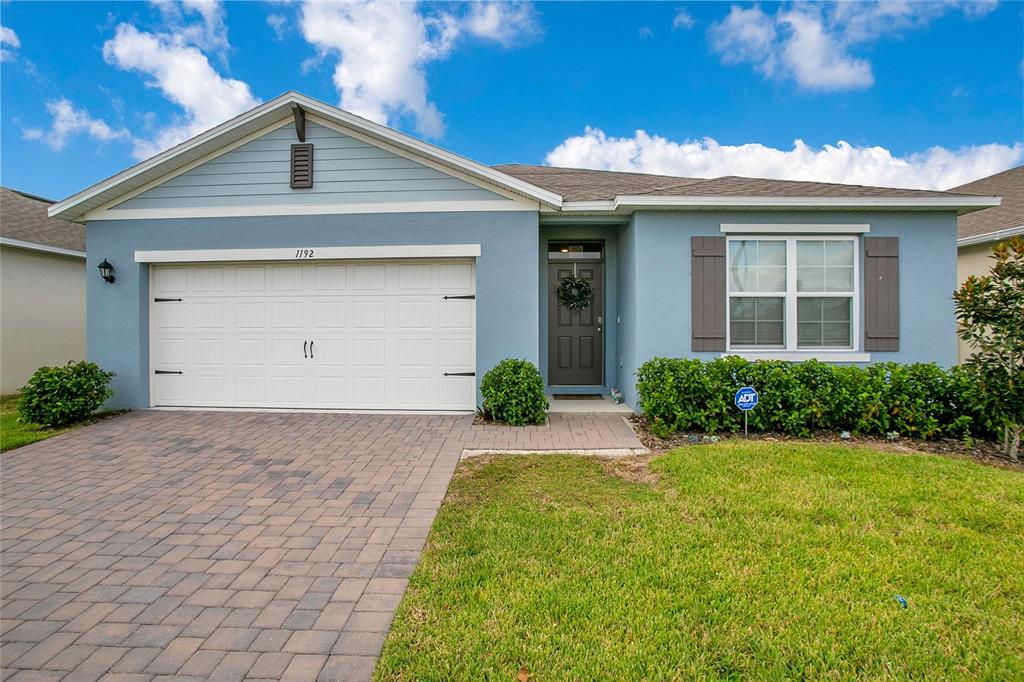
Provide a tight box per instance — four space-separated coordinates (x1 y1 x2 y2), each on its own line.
309 340 314 359
303 340 308 359
154 370 183 375
154 298 183 302
442 295 475 300
443 372 475 377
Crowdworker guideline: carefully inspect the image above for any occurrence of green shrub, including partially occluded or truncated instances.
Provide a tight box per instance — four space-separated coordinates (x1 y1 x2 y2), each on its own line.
636 357 996 441
480 359 548 426
18 361 115 428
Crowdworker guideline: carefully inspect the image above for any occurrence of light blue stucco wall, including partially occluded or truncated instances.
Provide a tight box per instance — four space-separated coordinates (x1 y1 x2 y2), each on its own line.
86 211 539 409
537 224 622 394
616 217 639 407
620 210 960 410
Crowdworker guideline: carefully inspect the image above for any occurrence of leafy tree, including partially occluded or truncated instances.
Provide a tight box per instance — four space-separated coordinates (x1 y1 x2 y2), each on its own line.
954 237 1024 462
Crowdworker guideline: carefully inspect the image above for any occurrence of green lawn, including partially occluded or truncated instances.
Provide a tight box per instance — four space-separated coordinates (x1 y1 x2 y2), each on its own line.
0 394 104 452
377 443 1024 681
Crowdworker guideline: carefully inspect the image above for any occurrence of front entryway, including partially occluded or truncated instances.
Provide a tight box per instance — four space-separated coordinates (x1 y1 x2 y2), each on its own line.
547 242 604 386
150 259 476 410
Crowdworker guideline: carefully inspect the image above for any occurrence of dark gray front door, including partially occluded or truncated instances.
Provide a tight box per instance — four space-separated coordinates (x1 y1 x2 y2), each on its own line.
548 261 603 386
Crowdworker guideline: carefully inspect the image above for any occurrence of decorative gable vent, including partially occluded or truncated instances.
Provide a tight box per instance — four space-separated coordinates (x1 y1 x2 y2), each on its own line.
290 143 314 189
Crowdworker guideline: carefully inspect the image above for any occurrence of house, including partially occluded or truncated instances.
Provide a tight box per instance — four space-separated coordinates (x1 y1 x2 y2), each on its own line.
948 166 1023 362
48 92 999 412
1 187 87 393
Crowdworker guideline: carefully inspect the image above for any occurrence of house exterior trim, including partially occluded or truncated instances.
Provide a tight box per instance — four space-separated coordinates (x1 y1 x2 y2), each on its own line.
0 237 86 259
134 244 482 263
957 224 1024 247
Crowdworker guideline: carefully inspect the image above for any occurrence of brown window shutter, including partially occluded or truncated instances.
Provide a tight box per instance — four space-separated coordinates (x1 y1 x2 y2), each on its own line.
691 236 727 351
290 143 313 189
864 236 899 351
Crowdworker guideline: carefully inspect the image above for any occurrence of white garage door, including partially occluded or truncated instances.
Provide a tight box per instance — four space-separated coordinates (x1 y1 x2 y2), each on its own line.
150 259 475 410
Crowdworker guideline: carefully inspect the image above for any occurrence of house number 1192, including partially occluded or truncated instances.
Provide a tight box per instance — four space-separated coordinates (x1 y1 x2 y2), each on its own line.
294 249 315 259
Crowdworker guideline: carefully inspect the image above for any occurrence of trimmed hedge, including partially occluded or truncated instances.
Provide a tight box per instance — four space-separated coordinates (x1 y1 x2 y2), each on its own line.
636 357 997 440
480 359 548 426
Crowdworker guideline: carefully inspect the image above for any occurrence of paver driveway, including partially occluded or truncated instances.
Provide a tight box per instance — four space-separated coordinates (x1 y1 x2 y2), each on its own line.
1 410 642 681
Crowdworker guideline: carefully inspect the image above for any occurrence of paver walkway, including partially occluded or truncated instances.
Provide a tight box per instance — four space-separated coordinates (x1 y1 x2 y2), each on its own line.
1 410 642 681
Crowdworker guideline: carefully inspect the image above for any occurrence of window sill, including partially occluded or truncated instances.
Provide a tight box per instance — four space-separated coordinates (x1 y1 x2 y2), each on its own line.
721 351 871 363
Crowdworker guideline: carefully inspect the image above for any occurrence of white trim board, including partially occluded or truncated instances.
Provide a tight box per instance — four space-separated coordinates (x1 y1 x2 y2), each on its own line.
135 244 482 263
721 223 870 234
88 200 535 221
957 225 1024 247
0 237 86 258
722 352 871 362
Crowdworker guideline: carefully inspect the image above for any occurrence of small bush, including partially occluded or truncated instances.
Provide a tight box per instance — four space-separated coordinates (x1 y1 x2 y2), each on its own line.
18 361 115 428
480 359 548 426
636 357 996 441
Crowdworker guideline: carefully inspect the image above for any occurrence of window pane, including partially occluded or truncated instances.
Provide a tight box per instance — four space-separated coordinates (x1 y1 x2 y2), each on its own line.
731 297 784 347
798 297 851 348
825 267 854 292
825 240 854 266
730 240 786 293
797 241 824 267
798 239 855 293
797 267 825 292
757 266 787 292
758 241 786 266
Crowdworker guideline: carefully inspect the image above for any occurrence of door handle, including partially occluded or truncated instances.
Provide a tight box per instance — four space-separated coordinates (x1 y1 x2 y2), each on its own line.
309 340 314 359
597 327 603 333
303 340 308 358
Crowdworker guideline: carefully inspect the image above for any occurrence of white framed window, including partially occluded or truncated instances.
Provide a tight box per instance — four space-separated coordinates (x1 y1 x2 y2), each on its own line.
726 235 859 354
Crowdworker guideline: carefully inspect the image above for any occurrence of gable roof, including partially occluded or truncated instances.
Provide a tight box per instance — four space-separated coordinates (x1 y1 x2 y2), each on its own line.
47 91 1000 222
48 91 563 223
947 166 1024 245
1 187 85 255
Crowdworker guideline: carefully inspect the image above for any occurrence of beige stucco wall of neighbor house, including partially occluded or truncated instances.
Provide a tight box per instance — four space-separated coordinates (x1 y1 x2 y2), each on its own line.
0 245 86 393
956 241 1001 363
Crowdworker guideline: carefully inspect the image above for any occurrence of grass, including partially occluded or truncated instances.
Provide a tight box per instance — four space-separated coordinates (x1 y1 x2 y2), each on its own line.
0 394 111 452
377 442 1024 681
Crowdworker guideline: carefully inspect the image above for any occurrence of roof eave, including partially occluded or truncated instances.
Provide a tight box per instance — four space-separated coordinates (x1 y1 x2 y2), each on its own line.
557 195 1001 215
957 225 1024 247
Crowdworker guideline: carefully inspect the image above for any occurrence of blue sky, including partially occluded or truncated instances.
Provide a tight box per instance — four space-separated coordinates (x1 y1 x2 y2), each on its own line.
1 1 1021 201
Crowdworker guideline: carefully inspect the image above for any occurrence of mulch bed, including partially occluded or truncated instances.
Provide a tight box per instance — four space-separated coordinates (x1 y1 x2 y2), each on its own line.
628 416 1022 471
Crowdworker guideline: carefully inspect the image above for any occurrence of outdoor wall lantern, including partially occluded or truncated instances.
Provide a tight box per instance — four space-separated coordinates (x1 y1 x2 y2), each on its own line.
98 259 116 284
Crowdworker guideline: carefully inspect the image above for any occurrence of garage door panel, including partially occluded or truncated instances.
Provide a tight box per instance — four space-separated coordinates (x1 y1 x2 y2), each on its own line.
235 376 266 402
152 259 475 410
314 301 347 328
235 339 266 366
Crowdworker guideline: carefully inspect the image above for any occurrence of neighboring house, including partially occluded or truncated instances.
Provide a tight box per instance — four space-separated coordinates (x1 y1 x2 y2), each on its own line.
1 187 87 393
948 166 1023 362
48 92 999 412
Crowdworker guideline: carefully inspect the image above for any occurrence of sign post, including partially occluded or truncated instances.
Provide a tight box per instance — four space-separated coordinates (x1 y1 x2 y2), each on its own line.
734 386 759 438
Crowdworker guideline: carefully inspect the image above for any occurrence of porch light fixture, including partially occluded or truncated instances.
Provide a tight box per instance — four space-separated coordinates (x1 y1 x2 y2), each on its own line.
97 259 116 284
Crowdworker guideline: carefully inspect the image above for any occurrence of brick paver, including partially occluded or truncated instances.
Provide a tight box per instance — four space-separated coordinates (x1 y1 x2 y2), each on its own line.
1 410 642 680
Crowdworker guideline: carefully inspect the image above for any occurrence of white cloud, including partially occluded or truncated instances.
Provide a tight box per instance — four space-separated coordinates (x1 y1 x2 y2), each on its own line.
638 26 654 40
103 21 260 159
672 9 695 31
1 25 20 62
708 1 997 92
22 98 130 151
464 2 540 47
544 127 1023 190
776 7 873 90
299 0 539 137
150 0 229 54
267 13 288 40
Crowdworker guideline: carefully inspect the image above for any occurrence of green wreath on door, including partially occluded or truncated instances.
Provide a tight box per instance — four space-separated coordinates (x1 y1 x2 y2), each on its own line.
556 275 594 310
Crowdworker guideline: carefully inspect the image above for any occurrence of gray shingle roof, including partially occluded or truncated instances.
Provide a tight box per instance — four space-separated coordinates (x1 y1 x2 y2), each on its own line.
1 187 86 252
493 163 983 201
947 166 1024 242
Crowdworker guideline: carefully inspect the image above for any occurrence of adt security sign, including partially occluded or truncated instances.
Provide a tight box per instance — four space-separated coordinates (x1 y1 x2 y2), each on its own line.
735 386 759 411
